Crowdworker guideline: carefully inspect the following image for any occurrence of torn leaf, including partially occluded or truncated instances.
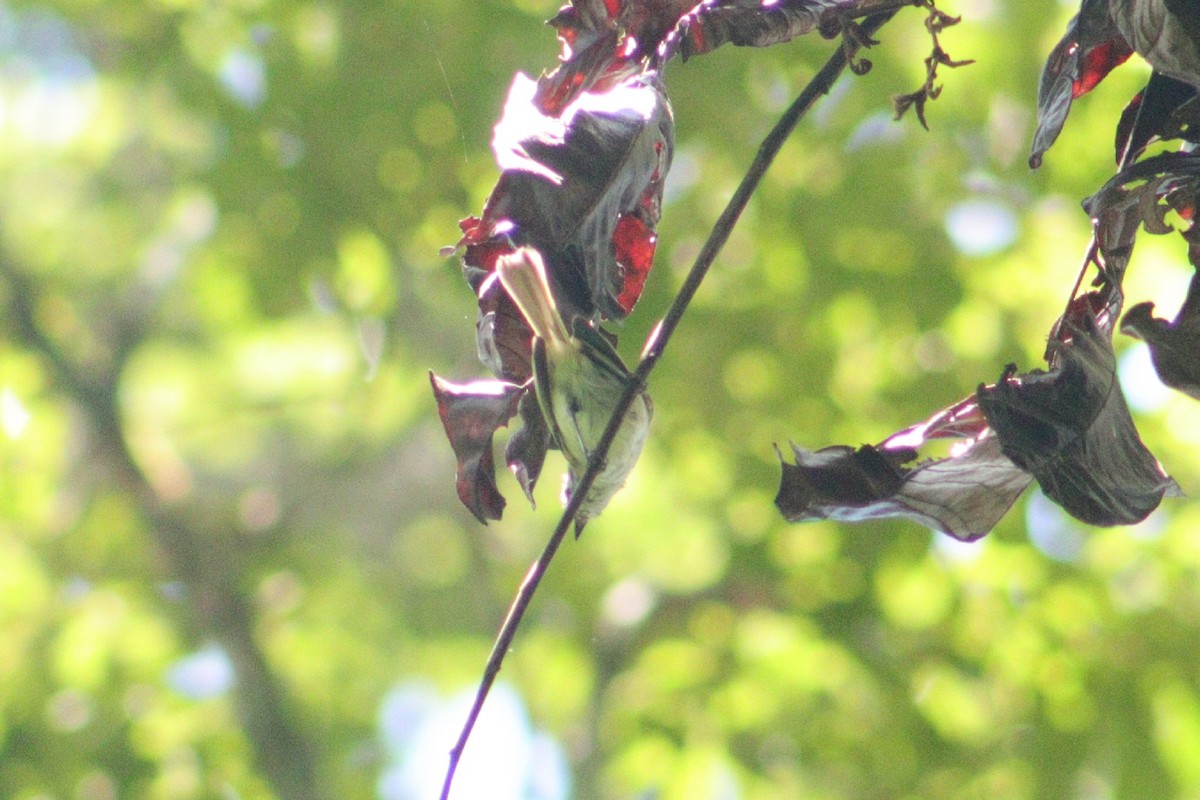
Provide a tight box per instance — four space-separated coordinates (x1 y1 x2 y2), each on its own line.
1084 151 1200 280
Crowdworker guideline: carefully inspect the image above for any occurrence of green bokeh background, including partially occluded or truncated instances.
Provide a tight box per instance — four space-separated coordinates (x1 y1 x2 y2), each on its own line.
2 0 1199 798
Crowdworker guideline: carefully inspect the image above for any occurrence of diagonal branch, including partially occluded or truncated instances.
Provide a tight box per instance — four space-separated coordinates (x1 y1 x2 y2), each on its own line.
439 9 900 798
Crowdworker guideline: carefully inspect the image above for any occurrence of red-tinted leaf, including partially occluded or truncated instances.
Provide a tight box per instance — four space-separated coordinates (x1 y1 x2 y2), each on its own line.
776 397 1033 541
455 215 517 293
539 0 701 111
611 212 657 315
429 374 525 523
539 0 631 116
1030 0 1132 168
977 306 1179 527
1121 266 1200 400
461 72 673 324
1075 37 1133 96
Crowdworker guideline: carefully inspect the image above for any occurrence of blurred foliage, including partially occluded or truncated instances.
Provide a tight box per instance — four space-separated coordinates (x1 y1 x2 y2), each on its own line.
1 0 1199 799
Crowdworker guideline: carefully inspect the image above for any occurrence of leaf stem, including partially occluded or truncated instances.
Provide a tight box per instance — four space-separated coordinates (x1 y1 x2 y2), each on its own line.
640 10 897 372
438 9 899 798
1050 72 1154 350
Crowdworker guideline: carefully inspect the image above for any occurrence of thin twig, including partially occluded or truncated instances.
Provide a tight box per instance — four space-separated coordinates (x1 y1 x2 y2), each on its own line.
439 9 899 798
1049 71 1156 349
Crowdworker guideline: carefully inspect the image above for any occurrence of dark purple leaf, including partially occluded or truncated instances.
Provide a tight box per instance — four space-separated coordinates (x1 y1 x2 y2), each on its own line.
1111 0 1200 88
977 305 1179 526
537 0 696 113
776 443 912 511
455 72 674 328
506 388 553 504
670 0 839 61
776 397 1032 541
1164 0 1200 55
1121 266 1200 400
429 373 525 523
1031 0 1132 168
1115 72 1200 165
474 268 536 383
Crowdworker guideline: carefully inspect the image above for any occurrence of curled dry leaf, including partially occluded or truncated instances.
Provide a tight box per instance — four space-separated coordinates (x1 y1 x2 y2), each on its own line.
1085 151 1200 276
776 396 1032 541
778 294 1184 536
429 374 526 523
890 5 973 130
670 0 842 61
1030 0 1132 168
977 304 1180 527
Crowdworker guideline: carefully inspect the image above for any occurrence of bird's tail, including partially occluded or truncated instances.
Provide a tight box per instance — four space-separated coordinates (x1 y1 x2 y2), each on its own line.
495 247 572 354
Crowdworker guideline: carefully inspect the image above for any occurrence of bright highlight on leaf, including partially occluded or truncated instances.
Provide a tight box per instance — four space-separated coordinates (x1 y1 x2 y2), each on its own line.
776 398 1031 542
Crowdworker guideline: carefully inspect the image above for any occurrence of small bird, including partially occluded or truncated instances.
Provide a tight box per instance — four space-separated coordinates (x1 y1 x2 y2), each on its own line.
495 247 652 533
1120 268 1200 401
